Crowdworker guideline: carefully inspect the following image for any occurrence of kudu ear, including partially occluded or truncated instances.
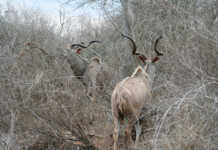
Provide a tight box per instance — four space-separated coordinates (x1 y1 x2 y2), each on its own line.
131 66 145 77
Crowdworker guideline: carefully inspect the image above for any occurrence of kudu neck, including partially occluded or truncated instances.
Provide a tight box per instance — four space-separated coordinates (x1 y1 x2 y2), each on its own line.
144 63 156 87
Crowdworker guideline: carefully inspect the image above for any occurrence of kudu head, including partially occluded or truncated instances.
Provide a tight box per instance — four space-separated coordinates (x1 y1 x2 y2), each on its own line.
70 40 102 54
90 56 102 64
121 34 163 84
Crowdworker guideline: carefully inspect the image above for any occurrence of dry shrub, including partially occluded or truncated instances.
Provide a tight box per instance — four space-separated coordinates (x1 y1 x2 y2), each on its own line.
1 1 218 150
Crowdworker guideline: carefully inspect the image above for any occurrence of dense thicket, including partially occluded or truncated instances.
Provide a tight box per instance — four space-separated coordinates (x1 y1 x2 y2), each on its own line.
0 0 218 150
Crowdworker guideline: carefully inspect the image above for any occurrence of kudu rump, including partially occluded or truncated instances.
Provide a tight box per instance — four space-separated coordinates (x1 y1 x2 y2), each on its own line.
111 34 163 150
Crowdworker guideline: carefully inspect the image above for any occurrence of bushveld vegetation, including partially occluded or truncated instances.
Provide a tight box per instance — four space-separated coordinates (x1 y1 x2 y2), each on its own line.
0 0 218 150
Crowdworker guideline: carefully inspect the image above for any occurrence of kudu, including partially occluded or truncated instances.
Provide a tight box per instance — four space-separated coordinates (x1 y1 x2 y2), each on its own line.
70 40 112 101
68 40 101 80
83 56 103 101
111 34 163 150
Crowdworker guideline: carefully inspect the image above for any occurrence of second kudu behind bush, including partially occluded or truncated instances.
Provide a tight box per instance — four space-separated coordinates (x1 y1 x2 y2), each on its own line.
70 41 113 101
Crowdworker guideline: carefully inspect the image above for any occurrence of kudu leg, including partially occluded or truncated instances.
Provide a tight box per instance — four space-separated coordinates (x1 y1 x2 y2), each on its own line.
134 120 142 150
125 125 134 150
87 82 95 102
113 118 120 150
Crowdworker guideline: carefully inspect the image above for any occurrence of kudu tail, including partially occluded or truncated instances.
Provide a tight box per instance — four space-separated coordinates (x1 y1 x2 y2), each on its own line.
116 92 131 122
117 97 126 121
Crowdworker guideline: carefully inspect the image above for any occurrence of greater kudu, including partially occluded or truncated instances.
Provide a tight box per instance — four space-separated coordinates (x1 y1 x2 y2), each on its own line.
70 41 112 101
111 34 163 150
68 40 102 80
